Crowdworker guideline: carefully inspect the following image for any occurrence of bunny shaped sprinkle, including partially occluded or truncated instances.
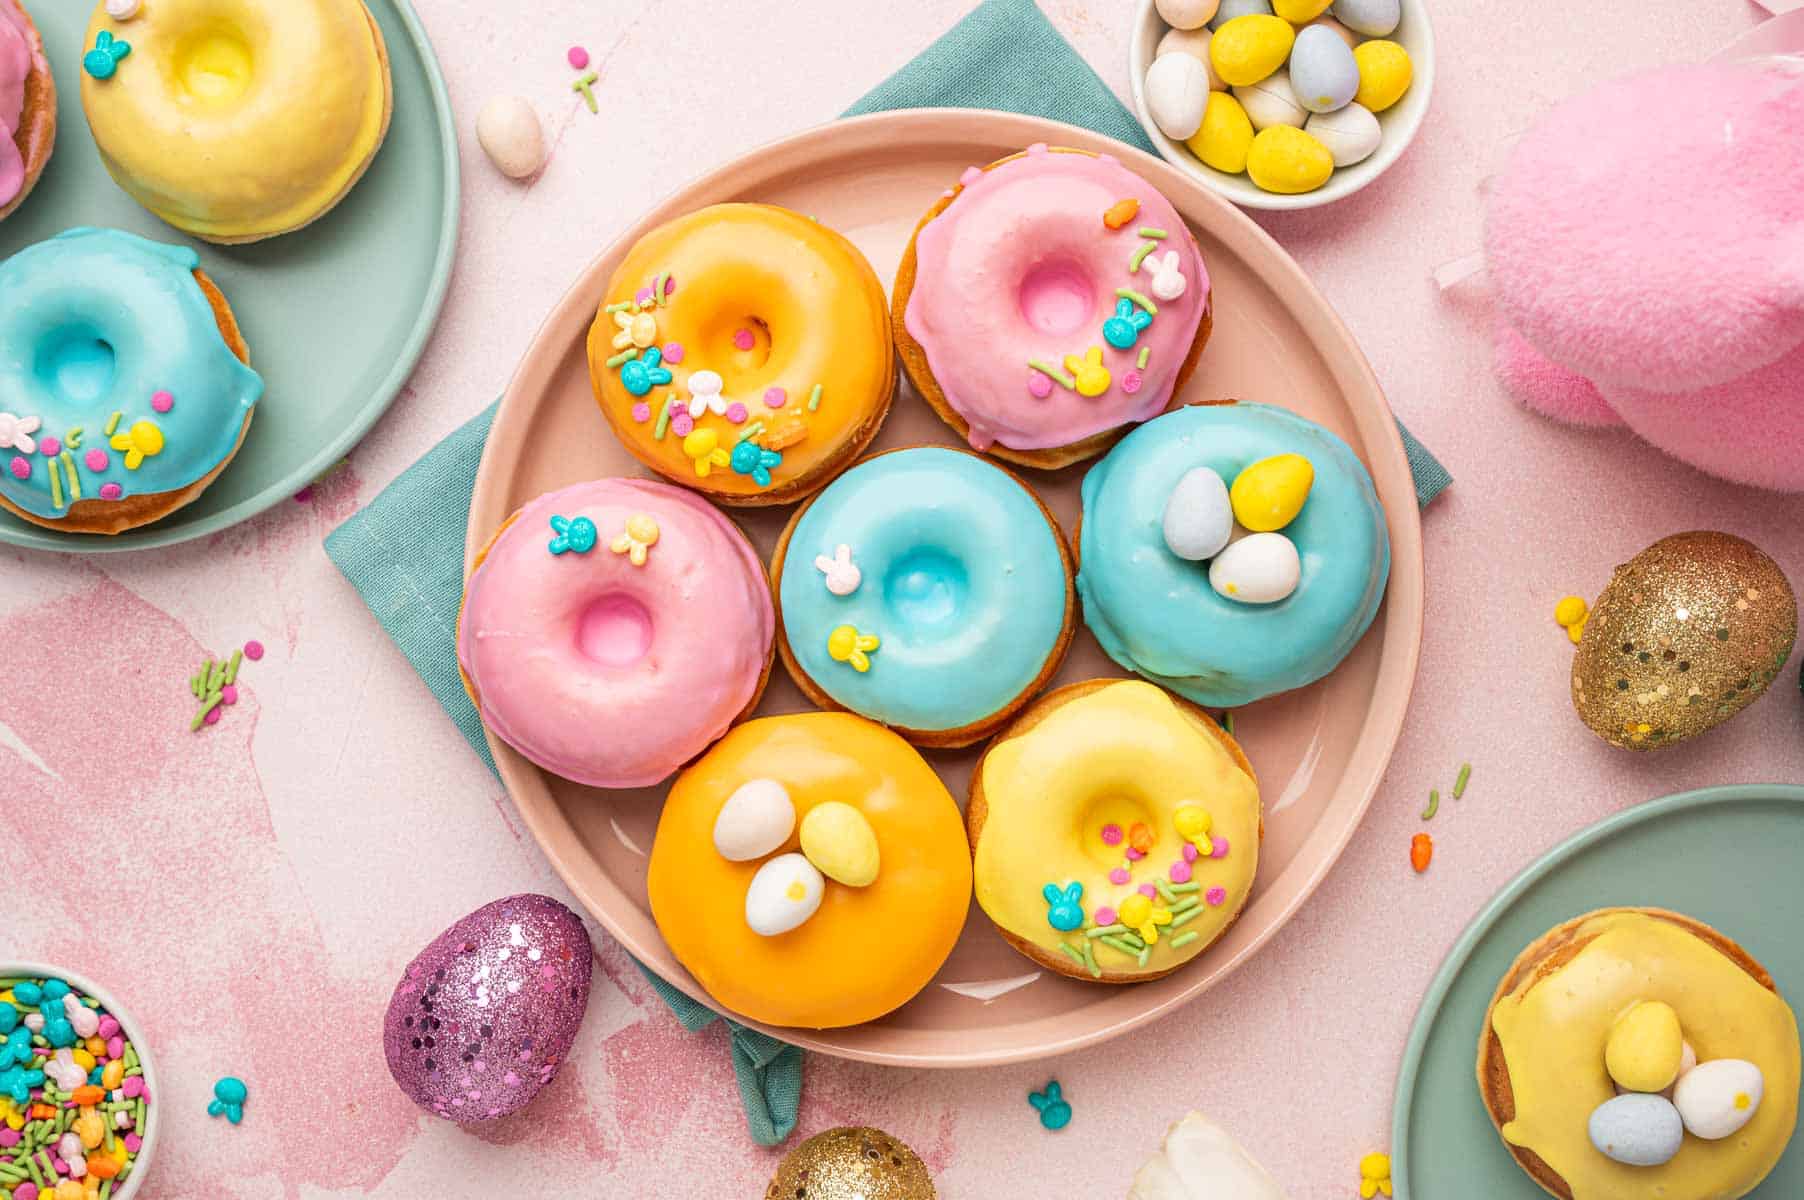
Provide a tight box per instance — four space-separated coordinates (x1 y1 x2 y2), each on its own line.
546 514 597 555
0 412 39 454
1028 1080 1073 1131
685 368 728 417
729 440 782 487
1103 298 1154 350
813 543 862 596
1041 881 1085 931
827 623 880 672
84 31 131 81
1064 347 1112 397
1143 250 1188 302
620 346 673 397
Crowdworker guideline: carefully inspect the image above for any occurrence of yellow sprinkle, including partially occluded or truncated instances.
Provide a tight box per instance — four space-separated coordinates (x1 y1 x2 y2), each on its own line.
1554 595 1588 627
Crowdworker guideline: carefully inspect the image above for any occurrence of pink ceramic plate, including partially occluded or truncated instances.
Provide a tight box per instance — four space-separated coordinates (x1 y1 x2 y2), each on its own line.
468 109 1424 1067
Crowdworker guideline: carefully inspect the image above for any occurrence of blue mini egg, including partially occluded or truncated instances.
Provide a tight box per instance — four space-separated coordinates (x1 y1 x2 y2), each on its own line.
1211 0 1272 28
1588 1093 1684 1167
1331 0 1399 37
1289 25 1360 113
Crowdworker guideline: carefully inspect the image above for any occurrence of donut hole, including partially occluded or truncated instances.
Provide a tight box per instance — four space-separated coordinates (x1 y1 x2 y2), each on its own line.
35 327 116 405
575 595 653 668
173 26 255 104
882 548 968 632
1077 794 1160 871
707 316 773 390
1017 259 1097 337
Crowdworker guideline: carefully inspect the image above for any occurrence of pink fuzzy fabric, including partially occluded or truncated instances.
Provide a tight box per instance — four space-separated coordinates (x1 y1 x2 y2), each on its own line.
1485 59 1804 490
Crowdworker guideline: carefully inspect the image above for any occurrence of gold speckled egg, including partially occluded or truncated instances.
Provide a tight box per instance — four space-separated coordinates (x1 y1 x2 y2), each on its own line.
766 1127 936 1200
1573 532 1796 750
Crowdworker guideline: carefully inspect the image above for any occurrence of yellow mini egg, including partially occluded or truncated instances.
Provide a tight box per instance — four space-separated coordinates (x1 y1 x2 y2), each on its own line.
1247 125 1334 194
1606 1001 1685 1094
1229 454 1315 531
1188 92 1257 174
1353 39 1413 113
1272 0 1332 21
799 800 881 888
1209 14 1295 88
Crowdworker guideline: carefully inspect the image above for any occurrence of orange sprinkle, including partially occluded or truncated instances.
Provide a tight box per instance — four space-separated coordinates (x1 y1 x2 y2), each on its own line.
29 1103 56 1119
762 416 808 451
1103 198 1140 230
1127 822 1154 854
70 1085 105 1106
1410 833 1434 873
86 1154 121 1180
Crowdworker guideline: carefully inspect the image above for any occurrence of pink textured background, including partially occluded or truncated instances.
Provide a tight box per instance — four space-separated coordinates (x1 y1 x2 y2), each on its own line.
4 2 1802 1196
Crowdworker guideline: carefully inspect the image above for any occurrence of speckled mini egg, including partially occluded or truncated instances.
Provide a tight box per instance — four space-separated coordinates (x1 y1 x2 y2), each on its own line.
1572 532 1797 750
1156 27 1228 91
1157 0 1221 30
1147 52 1214 140
1189 91 1256 173
1305 102 1382 166
1289 24 1360 113
1211 0 1273 27
1605 1001 1684 1094
1674 1059 1764 1140
766 1127 936 1200
1210 531 1301 603
1331 0 1399 37
1163 466 1234 561
1352 39 1413 113
1588 1093 1684 1167
1234 69 1306 131
1246 124 1334 194
1210 14 1295 88
382 894 594 1122
746 852 825 936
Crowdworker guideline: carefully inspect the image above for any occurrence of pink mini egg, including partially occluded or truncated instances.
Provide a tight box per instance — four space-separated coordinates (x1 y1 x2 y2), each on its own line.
382 894 593 1123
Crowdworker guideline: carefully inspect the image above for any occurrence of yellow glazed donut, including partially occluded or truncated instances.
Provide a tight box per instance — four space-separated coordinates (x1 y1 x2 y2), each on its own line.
79 0 392 243
969 679 1261 983
647 712 971 1029
586 203 895 506
1479 909 1801 1200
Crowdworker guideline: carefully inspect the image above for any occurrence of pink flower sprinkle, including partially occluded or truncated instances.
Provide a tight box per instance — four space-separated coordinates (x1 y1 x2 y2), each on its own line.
243 640 265 661
98 1017 120 1039
1027 371 1053 399
1170 860 1192 884
122 1077 144 1099
671 412 695 437
566 45 589 69
1206 886 1227 906
106 1035 123 1059
631 402 652 423
732 328 755 351
123 1134 141 1153
221 684 238 705
1138 883 1157 899
14 1183 36 1200
38 437 59 457
151 390 174 413
99 483 122 500
636 287 655 307
663 342 685 364
663 275 676 297
1099 823 1123 845
1182 843 1199 862
1107 867 1130 886
85 449 109 472
1120 369 1144 395
1211 836 1229 859
204 705 223 725
764 386 787 408
7 456 27 479
725 403 748 424
1124 847 1145 861
1094 906 1117 926
0 1129 17 1148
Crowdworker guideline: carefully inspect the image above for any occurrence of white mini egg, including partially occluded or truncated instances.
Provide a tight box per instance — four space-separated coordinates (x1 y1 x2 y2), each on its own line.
1157 0 1221 30
712 778 796 861
1331 0 1400 37
1146 54 1213 141
1233 70 1305 131
1674 1059 1764 1140
1587 1093 1684 1167
1209 533 1301 604
104 0 141 18
476 96 547 179
1156 27 1228 91
1289 25 1360 113
745 853 825 937
1304 102 1382 166
1211 0 1273 28
1162 467 1234 561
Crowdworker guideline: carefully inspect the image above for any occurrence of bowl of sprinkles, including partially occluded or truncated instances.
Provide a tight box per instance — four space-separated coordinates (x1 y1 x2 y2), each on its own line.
0 966 157 1200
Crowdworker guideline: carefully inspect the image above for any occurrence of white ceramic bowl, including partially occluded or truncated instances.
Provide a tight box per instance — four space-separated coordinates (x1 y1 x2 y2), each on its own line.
1 964 160 1199
1129 0 1435 210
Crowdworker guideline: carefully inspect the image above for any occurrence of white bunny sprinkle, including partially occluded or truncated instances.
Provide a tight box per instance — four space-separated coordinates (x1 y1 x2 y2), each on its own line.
1144 250 1188 302
686 370 729 418
813 544 862 596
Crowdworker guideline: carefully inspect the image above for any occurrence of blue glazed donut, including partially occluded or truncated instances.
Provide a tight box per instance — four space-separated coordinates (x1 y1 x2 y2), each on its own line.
0 228 263 534
774 446 1074 746
1078 403 1390 707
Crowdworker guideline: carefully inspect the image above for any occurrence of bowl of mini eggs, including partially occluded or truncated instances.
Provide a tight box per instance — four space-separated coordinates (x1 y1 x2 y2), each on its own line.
1130 0 1434 209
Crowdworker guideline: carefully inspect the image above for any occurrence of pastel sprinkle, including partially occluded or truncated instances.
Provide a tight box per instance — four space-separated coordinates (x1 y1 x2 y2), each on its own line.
725 402 749 424
99 483 122 501
190 693 222 730
670 411 694 437
1079 938 1100 979
807 383 822 412
84 449 109 471
1205 886 1227 906
46 457 62 509
735 421 765 444
1116 287 1159 316
1410 832 1433 873
60 453 80 501
1124 847 1145 861
631 402 652 423
1059 942 1085 968
38 437 59 457
763 387 787 409
1130 240 1158 273
64 427 82 449
1086 922 1125 938
1138 883 1157 899
1107 867 1130 886
1120 369 1143 394
653 396 674 440
1137 346 1150 369
1181 843 1198 863
1027 371 1053 398
1454 762 1472 798
150 391 173 414
104 412 121 437
732 328 755 351
567 45 589 69
1167 882 1200 894
663 342 685 364
7 456 26 479
243 641 264 661
1099 824 1123 846
1169 860 1192 884
605 348 638 368
1027 358 1076 389
1093 906 1118 926
220 684 238 705
1421 789 1440 820
1210 836 1229 859
1169 931 1200 949
204 704 223 725
1138 227 1169 239
570 69 599 113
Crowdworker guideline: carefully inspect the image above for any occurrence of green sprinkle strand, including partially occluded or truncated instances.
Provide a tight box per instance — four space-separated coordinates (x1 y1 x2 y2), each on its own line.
1079 938 1100 979
1454 762 1472 798
653 395 674 440
605 348 639 368
64 427 83 449
1130 240 1159 273
207 659 226 693
1224 710 1236 735
1168 881 1200 894
571 69 600 113
807 383 822 412
1116 287 1159 316
735 421 765 444
60 452 81 502
1170 907 1204 930
1137 226 1169 239
604 301 636 313
1154 880 1176 904
1119 931 1146 950
104 411 121 437
1084 923 1127 938
652 272 667 307
1137 945 1152 968
1059 942 1086 967
1169 931 1200 949
1097 934 1141 959
1137 346 1150 370
46 457 62 511
1027 358 1077 389
190 692 223 732
1422 789 1440 821
224 648 243 685
1169 896 1200 916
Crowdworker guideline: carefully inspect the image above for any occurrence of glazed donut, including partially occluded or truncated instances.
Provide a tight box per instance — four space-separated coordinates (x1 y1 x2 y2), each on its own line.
894 142 1214 469
587 203 894 506
0 229 263 535
0 0 53 223
772 446 1075 748
458 478 774 789
1479 908 1800 1200
1078 401 1389 708
80 0 392 243
647 712 972 1029
969 679 1261 984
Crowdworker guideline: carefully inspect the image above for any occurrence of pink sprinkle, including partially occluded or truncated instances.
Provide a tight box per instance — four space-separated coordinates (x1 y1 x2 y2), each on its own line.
631 401 652 423
1120 369 1144 395
1027 371 1053 399
732 328 755 351
1107 867 1130 886
220 684 238 705
1170 860 1192 884
1138 883 1157 899
1094 906 1117 926
1124 847 1145 861
636 287 655 308
1099 823 1123 846
122 1077 144 1099
98 1017 120 1039
13 1183 37 1200
670 412 694 437
764 387 787 409
151 390 174 413
99 483 122 500
105 1035 123 1058
566 45 589 69
0 1129 18 1148
1206 886 1227 907
204 705 223 725
38 437 59 457
1211 836 1229 859
122 1134 141 1153
1182 843 1199 862
7 456 27 479
243 640 264 661
51 1156 67 1176
725 403 748 424
663 275 676 297
85 449 110 472
663 342 685 364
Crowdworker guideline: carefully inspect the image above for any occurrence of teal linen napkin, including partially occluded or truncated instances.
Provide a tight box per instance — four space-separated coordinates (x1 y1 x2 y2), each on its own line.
326 0 1451 1148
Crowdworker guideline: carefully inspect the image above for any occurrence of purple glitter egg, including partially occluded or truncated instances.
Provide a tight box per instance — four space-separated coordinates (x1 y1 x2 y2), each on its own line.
382 894 593 1123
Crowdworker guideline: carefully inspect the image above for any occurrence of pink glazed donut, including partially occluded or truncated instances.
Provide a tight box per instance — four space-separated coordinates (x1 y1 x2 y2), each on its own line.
895 143 1214 469
458 478 774 788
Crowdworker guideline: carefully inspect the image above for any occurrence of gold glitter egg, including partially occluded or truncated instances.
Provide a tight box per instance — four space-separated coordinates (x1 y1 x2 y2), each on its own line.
766 1127 936 1200
1573 531 1796 750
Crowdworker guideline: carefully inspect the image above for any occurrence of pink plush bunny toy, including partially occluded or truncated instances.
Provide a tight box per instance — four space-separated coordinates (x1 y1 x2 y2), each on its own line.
1485 57 1804 491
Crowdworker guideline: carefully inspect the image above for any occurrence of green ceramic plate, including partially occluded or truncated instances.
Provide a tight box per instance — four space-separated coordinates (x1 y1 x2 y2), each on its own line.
0 0 457 553
1393 785 1804 1198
